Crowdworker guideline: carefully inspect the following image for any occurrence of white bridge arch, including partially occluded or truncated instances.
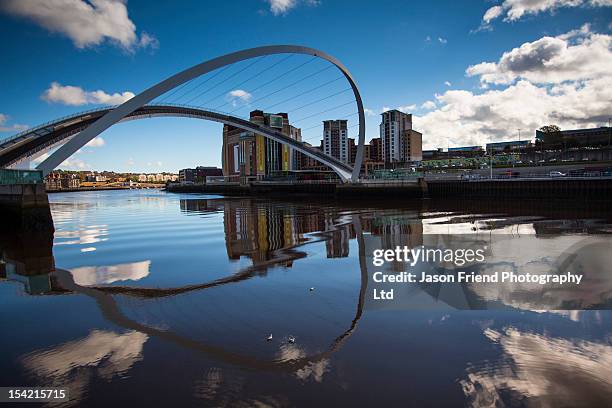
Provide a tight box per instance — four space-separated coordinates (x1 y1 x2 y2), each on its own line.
30 45 366 182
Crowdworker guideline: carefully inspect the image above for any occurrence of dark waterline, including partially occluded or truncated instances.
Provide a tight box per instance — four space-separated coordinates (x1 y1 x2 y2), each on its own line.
1 189 611 407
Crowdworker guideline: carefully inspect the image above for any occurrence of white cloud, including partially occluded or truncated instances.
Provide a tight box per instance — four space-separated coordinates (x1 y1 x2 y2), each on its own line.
227 89 252 107
85 137 105 148
397 104 416 113
444 81 452 87
412 26 611 150
138 32 159 50
479 0 612 27
42 82 135 106
267 0 320 15
438 37 447 44
0 0 158 52
483 5 503 23
228 89 252 102
466 25 611 85
126 157 135 166
364 108 377 116
60 157 90 170
268 0 296 15
0 113 28 132
421 100 437 110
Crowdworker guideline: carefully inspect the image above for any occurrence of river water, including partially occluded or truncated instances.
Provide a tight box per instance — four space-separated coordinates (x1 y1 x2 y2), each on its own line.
1 189 611 407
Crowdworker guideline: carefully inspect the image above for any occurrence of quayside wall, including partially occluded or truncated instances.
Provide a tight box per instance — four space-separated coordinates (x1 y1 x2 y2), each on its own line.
166 178 611 200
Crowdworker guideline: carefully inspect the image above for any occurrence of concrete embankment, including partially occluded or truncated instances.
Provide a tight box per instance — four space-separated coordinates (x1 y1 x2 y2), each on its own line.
166 181 424 197
427 177 611 199
0 183 54 231
166 178 612 200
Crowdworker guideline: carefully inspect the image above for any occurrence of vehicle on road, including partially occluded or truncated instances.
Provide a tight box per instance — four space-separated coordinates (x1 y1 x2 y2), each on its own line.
549 171 566 178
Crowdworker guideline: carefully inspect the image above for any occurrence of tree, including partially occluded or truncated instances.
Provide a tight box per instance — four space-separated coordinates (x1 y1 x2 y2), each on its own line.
538 125 561 133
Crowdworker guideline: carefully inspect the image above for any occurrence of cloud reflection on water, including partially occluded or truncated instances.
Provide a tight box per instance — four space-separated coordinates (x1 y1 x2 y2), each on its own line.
22 330 148 406
461 327 612 408
70 260 151 286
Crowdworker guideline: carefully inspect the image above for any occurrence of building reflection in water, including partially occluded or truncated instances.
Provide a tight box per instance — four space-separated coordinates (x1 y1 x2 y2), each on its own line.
181 198 361 267
180 198 425 270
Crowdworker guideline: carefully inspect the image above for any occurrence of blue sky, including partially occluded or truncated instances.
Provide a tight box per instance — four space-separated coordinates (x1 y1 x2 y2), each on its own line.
0 0 610 172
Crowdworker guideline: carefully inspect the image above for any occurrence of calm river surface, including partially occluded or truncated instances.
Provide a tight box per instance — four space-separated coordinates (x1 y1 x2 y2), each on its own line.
1 189 611 407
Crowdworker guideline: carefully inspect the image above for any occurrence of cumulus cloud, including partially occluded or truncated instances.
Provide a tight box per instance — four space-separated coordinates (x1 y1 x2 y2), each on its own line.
267 0 319 15
137 31 159 50
269 0 296 15
60 157 90 170
382 105 416 114
42 82 135 106
227 89 252 107
397 104 416 113
0 0 158 52
364 108 377 116
483 5 503 23
415 76 611 148
411 26 612 149
0 113 28 132
479 0 612 28
85 136 106 147
228 89 252 102
421 100 437 110
466 24 610 85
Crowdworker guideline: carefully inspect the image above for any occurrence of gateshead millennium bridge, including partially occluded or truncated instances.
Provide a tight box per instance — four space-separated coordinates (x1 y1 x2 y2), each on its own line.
0 45 365 183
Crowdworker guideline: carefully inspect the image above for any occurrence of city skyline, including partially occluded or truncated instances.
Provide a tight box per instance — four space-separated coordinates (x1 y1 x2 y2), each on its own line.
0 0 610 172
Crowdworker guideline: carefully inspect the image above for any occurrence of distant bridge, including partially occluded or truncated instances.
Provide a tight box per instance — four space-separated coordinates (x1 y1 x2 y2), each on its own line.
0 45 365 182
0 104 354 180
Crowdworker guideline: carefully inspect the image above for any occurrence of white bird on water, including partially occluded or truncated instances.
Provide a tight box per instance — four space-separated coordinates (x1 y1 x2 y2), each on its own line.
309 287 315 292
266 334 273 341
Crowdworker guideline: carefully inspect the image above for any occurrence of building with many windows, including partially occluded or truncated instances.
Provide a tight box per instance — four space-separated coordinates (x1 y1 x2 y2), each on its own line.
535 127 611 148
379 110 422 164
178 167 222 183
323 120 348 164
222 110 301 181
45 172 80 190
486 140 531 153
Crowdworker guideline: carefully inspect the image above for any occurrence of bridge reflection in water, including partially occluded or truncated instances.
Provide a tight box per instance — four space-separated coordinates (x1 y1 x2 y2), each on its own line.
1 195 611 406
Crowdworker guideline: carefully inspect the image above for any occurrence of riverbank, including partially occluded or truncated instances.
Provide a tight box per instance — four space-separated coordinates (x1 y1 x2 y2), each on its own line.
47 186 162 193
166 178 612 200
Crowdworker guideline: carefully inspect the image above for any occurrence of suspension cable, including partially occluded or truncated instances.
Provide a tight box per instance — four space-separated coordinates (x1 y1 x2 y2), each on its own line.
169 65 232 103
156 78 196 103
229 64 334 114
292 100 356 124
288 88 352 113
212 54 295 110
300 112 358 132
195 56 274 107
261 76 343 111
183 57 265 106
